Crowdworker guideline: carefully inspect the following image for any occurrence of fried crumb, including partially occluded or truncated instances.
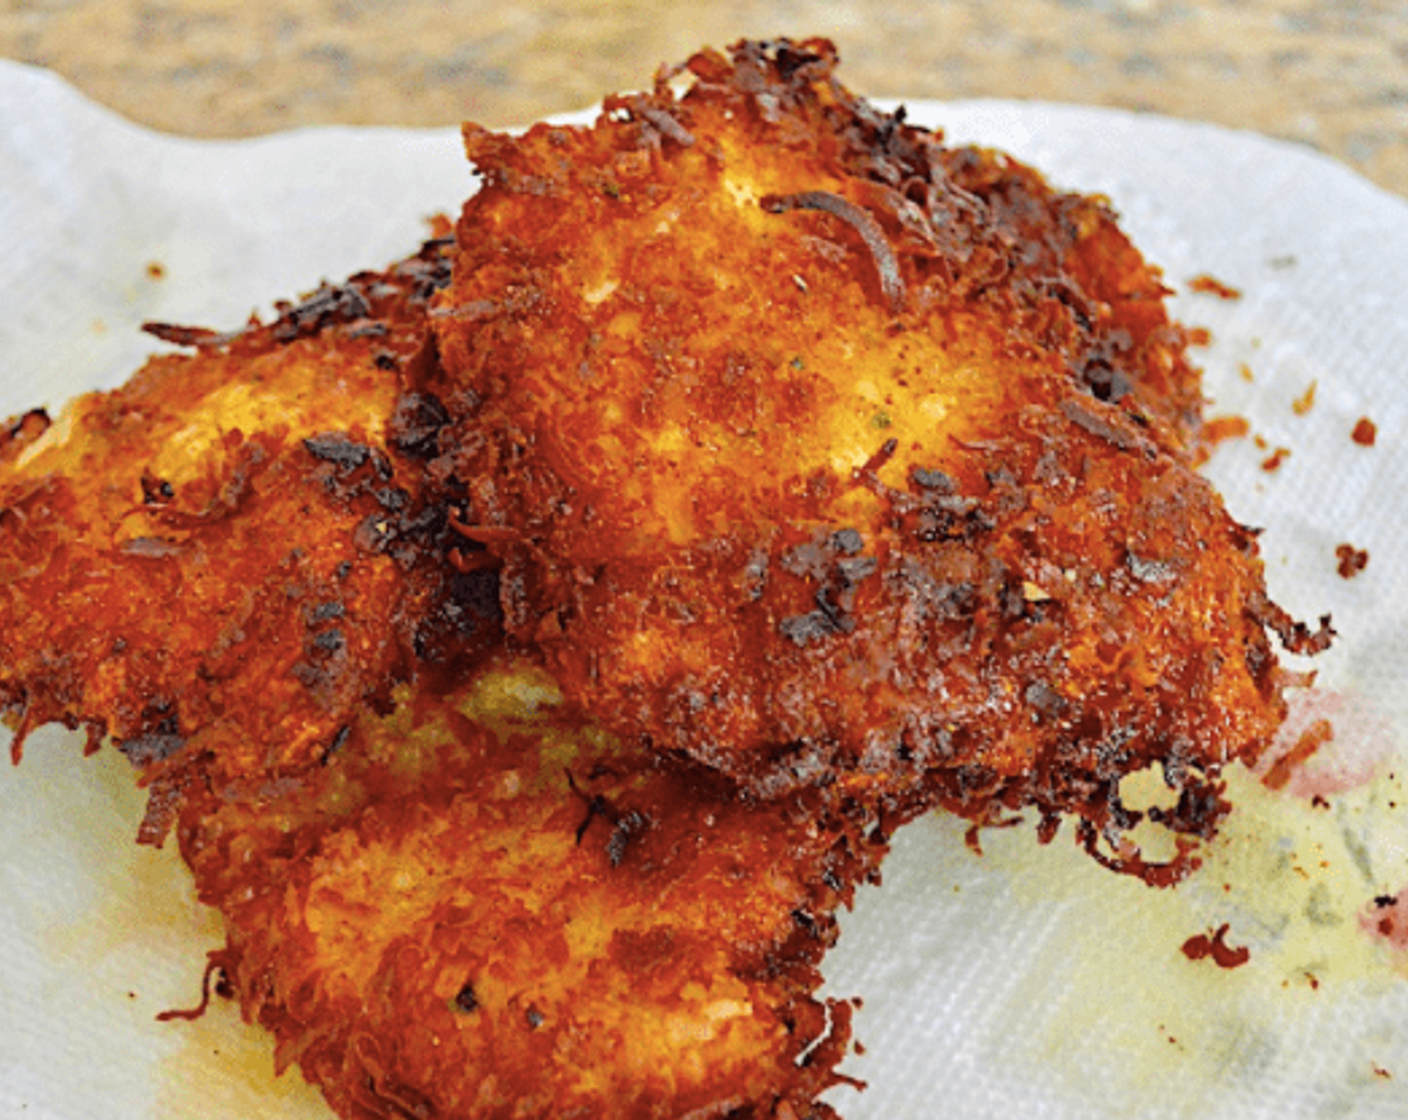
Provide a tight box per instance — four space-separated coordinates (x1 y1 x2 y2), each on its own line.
1187 274 1241 299
1203 415 1249 445
1335 544 1369 579
1291 380 1317 415
1262 719 1334 791
1180 923 1251 969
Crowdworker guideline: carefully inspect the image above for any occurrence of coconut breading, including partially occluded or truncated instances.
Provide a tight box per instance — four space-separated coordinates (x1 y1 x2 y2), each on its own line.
0 237 498 841
175 658 884 1120
0 34 1337 1120
426 38 1328 877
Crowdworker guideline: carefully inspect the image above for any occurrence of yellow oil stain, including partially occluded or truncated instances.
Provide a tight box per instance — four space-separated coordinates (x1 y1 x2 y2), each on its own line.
153 997 332 1120
6 730 332 1120
965 740 1408 1119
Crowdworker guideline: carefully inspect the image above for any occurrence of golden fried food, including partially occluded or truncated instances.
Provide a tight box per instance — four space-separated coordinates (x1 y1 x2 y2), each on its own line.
1 34 1335 1120
2 231 882 1117
176 658 883 1119
0 238 497 841
426 38 1326 876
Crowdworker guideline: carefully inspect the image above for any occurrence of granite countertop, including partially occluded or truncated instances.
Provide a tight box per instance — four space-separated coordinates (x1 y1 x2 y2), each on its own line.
2 1 1405 200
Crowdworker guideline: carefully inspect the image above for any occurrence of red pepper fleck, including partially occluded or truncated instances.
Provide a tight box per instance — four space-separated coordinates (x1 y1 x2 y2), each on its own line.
1260 447 1291 472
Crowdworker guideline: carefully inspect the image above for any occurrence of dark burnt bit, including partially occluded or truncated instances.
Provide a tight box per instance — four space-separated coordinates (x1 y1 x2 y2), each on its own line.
605 90 697 150
453 981 479 1014
790 908 824 941
605 809 651 868
319 724 352 766
269 281 373 344
1249 593 1335 656
1080 357 1135 405
566 773 653 867
141 321 239 348
139 470 176 506
910 466 956 493
1147 775 1231 841
303 433 372 470
307 599 347 624
134 748 208 847
392 235 456 302
1335 543 1369 580
780 606 845 647
410 566 503 664
388 391 453 460
116 712 186 768
311 628 346 654
777 527 878 647
142 235 453 353
2 407 51 452
759 189 906 313
1060 398 1157 459
911 490 989 544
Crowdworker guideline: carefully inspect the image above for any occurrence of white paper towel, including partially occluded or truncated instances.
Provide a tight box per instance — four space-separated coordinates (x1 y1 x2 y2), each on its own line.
2 59 1407 1120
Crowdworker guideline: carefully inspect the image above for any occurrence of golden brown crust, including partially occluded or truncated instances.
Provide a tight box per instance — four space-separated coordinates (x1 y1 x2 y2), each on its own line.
426 38 1301 873
0 238 497 839
0 36 1332 1120
177 661 882 1119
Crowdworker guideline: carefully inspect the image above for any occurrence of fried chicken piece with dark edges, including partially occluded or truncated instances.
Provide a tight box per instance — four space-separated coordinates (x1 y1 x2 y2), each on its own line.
0 237 497 842
426 38 1327 876
175 656 884 1120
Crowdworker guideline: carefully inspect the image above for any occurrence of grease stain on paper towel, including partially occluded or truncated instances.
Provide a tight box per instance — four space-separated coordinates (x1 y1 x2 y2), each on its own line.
965 688 1408 1118
6 725 329 1120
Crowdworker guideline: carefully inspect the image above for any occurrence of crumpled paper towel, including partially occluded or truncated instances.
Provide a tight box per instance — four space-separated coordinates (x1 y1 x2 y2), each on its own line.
3 58 1407 1120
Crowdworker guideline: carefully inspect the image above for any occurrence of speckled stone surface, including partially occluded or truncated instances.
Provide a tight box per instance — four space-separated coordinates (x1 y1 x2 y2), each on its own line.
2 1 1405 199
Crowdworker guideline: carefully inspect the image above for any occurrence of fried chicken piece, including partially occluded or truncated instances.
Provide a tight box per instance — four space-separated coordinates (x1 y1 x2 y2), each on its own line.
427 39 1325 873
176 658 883 1119
0 238 496 841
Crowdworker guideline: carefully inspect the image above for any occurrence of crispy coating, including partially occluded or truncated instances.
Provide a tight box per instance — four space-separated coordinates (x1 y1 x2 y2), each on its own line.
427 39 1322 873
177 659 883 1119
0 35 1333 1120
0 238 497 840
